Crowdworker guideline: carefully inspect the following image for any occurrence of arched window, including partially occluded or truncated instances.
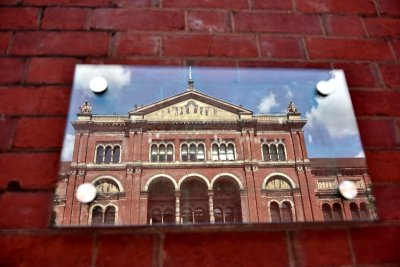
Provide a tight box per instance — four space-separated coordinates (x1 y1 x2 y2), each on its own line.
214 207 223 223
360 203 369 220
104 146 112 163
332 203 343 221
227 144 235 161
224 207 234 222
189 144 196 161
281 201 293 222
322 203 332 222
277 144 286 161
159 145 166 162
96 146 104 164
350 202 360 220
212 144 219 161
167 145 173 162
92 206 103 226
262 144 270 161
181 208 192 223
163 208 175 224
270 144 278 161
197 144 205 161
104 206 116 225
113 146 120 163
194 207 206 223
270 202 281 223
181 144 188 161
151 145 158 162
151 209 162 224
219 144 227 161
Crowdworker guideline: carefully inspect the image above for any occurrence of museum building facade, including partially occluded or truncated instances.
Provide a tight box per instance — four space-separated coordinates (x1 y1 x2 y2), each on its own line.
53 79 374 226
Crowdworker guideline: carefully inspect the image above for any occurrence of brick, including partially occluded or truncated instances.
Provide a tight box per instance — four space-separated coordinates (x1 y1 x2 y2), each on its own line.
11 32 109 56
92 9 184 31
42 8 89 30
296 0 377 15
351 91 400 116
333 63 378 87
239 61 331 69
379 0 400 15
0 0 18 4
13 117 66 148
163 232 288 267
101 58 183 65
259 36 304 59
0 234 92 266
393 41 400 61
235 13 322 34
0 192 52 228
26 57 78 84
351 226 400 264
96 235 154 267
366 151 400 182
253 0 292 10
163 0 248 9
380 64 400 89
306 38 393 61
325 15 365 37
0 86 70 116
114 33 159 56
23 0 113 6
374 183 400 221
365 18 400 37
114 0 158 7
187 60 237 67
188 11 230 33
0 118 15 151
163 35 258 57
357 119 397 148
0 8 39 29
292 229 352 267
0 152 60 188
0 58 25 84
0 32 11 54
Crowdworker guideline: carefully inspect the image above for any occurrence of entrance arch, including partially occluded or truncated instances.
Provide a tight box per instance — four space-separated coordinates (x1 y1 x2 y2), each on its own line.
147 177 176 225
180 177 209 224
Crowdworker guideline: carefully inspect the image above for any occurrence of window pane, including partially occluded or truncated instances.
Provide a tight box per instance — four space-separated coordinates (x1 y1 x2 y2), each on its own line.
270 202 281 223
322 204 332 222
350 203 360 220
281 202 293 222
224 207 234 223
194 207 206 223
104 146 112 163
181 144 188 161
360 203 369 220
197 144 205 161
262 145 269 161
181 208 192 223
212 144 219 161
332 203 343 221
151 145 158 162
163 208 175 224
219 144 227 161
189 144 196 161
92 206 103 226
167 144 173 162
104 206 116 225
227 144 235 161
113 146 120 163
270 145 278 161
151 209 162 224
277 144 285 161
214 207 223 223
96 146 104 164
159 145 166 162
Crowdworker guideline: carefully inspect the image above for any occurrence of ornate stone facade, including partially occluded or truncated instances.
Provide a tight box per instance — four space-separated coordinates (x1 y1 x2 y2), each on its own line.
53 81 375 226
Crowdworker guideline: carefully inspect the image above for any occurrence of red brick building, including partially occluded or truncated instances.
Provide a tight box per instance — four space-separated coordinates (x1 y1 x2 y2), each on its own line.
54 79 374 226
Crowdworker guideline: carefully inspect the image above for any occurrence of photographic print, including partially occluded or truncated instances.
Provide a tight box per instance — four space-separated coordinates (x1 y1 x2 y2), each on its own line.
53 65 376 226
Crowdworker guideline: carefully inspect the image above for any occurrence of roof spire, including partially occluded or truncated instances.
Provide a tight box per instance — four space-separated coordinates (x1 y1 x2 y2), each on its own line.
187 66 195 91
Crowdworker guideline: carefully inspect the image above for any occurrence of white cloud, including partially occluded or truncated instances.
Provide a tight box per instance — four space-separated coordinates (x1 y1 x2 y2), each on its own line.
257 92 279 113
61 133 75 161
305 70 359 138
73 65 131 99
308 134 313 143
355 150 365 158
284 85 294 100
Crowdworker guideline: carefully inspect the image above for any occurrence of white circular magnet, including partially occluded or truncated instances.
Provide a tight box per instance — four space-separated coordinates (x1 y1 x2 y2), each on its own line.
316 80 334 96
89 76 108 93
339 180 358 200
75 183 97 203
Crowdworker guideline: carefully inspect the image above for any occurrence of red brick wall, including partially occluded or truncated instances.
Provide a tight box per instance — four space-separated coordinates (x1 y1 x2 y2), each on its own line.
0 0 399 266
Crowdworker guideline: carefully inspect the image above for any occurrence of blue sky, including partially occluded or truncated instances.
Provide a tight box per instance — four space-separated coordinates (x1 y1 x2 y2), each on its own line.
61 65 365 161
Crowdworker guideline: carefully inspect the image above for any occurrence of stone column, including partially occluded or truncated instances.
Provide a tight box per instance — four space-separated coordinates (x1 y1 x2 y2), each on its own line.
240 191 250 223
175 191 181 224
208 191 215 223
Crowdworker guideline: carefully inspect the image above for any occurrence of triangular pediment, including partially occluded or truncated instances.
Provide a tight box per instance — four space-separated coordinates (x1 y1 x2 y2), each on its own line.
129 90 253 121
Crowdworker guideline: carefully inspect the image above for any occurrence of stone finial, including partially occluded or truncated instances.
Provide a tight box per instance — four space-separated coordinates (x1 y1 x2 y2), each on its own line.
79 100 92 114
287 101 298 114
187 66 195 91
